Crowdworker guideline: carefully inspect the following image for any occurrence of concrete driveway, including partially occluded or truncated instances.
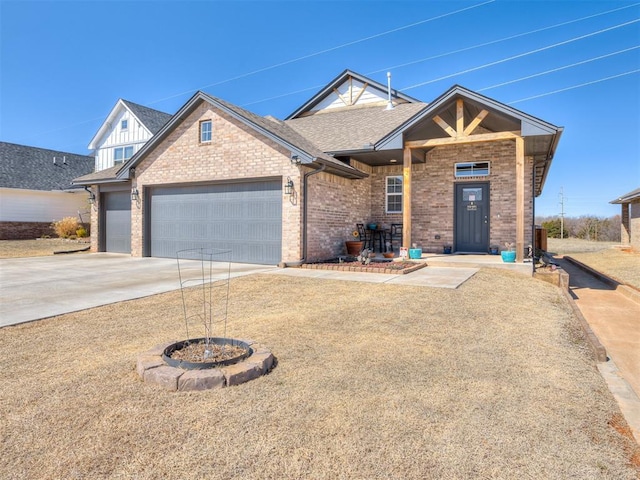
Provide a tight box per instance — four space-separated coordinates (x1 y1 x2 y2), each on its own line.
1 254 479 328
0 253 274 327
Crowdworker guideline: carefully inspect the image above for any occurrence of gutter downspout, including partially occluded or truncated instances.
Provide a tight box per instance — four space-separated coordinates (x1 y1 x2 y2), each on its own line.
284 163 326 267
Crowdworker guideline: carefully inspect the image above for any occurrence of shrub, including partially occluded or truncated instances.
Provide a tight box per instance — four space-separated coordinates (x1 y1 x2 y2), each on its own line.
51 217 79 239
76 227 88 238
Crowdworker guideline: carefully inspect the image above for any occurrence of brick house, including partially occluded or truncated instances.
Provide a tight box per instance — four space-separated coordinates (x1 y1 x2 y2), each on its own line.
73 70 563 264
611 187 640 251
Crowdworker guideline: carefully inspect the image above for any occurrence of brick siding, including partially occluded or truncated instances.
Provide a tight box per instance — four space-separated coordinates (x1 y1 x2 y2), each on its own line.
0 221 54 240
368 140 533 254
88 104 535 262
630 201 640 251
129 102 302 261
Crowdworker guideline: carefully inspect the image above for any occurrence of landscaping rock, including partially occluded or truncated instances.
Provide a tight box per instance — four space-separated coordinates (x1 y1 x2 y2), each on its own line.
144 365 183 391
222 362 262 386
178 369 226 391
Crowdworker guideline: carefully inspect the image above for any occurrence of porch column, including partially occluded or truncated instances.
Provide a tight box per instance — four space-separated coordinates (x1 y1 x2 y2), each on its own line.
402 146 412 249
516 136 525 262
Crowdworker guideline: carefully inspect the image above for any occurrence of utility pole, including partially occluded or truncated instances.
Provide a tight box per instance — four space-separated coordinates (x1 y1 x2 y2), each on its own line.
559 187 566 240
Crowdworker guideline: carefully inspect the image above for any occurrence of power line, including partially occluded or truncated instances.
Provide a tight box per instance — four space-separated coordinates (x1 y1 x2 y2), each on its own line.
478 45 640 92
242 3 640 107
367 2 640 76
401 18 640 91
508 69 640 104
148 0 496 106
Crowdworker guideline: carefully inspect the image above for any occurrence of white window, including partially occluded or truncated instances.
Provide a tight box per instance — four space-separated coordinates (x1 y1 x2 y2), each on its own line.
114 146 134 164
455 161 490 177
121 119 128 130
200 120 212 143
386 176 403 213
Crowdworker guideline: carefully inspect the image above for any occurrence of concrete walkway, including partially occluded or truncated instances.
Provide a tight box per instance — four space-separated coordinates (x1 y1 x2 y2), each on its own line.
556 257 640 443
267 264 478 288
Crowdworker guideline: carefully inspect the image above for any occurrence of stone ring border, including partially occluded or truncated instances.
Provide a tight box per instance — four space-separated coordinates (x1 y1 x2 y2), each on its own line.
136 339 274 391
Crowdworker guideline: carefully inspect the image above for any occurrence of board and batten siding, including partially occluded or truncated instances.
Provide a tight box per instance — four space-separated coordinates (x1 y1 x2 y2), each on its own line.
0 188 90 222
94 108 153 172
313 78 388 112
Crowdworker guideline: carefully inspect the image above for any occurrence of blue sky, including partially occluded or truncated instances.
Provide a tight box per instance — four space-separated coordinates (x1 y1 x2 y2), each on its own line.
1 0 638 218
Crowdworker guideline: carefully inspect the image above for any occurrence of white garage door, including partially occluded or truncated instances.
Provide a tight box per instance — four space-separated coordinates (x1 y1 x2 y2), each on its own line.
148 180 282 264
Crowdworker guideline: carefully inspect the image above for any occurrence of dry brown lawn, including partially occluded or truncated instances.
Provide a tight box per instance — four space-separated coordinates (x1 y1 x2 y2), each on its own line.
0 239 89 258
1 271 639 479
548 238 640 290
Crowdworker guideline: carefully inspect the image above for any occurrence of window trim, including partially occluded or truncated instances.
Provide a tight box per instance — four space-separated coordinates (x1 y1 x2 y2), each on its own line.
385 175 403 214
200 120 212 143
454 161 490 178
113 146 134 165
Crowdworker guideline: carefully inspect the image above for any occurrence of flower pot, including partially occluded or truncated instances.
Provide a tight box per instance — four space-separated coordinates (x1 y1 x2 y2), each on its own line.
408 248 422 259
501 251 516 263
345 241 364 256
382 252 395 259
443 246 452 254
490 246 499 255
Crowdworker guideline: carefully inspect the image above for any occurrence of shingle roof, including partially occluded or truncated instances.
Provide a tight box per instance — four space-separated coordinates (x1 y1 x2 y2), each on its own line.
121 100 172 134
285 102 428 152
0 142 94 191
72 164 123 185
610 187 640 204
212 95 350 167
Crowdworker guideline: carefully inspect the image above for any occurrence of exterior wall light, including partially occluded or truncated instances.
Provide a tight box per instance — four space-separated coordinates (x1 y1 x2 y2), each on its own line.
284 177 294 196
131 187 140 201
290 154 301 166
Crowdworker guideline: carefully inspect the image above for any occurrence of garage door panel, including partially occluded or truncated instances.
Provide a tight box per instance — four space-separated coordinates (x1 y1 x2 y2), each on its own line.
150 181 282 264
104 191 131 254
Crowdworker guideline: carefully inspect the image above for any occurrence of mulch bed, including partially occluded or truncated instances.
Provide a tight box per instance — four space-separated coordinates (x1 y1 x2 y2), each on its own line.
300 260 426 274
169 341 247 364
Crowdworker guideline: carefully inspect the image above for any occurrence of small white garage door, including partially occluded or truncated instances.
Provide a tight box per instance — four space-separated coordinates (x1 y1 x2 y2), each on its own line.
148 180 282 264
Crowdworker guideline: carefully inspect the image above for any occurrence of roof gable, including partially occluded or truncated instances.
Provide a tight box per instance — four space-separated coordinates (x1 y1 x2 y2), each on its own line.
0 142 94 191
88 99 171 150
286 70 420 120
111 91 366 182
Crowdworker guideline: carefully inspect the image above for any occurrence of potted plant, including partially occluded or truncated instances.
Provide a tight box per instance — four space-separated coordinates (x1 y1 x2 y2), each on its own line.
443 244 452 254
501 242 516 263
409 243 422 259
489 244 499 255
345 230 364 256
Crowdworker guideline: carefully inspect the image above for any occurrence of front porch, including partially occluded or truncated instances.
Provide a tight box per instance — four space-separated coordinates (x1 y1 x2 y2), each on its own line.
418 252 533 275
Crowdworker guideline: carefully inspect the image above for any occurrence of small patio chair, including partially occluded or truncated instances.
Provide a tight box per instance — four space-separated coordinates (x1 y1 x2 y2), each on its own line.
389 223 403 251
356 223 372 249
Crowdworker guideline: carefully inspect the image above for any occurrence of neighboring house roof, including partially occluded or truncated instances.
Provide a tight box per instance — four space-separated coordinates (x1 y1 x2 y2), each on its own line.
610 187 640 204
0 141 94 191
121 100 173 135
87 99 171 150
